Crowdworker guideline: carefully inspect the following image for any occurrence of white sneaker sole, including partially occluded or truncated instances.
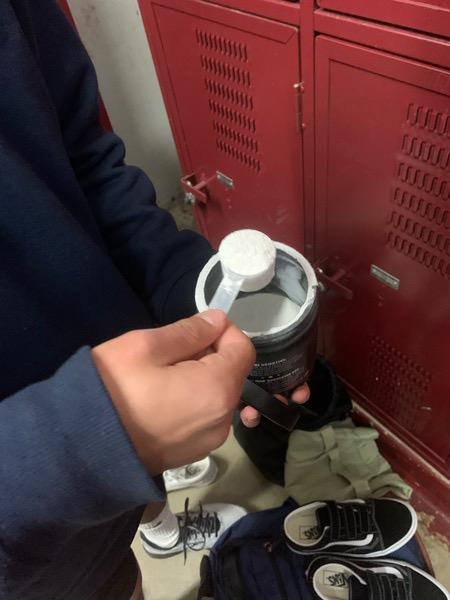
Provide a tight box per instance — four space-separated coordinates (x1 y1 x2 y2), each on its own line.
164 458 218 492
141 538 184 558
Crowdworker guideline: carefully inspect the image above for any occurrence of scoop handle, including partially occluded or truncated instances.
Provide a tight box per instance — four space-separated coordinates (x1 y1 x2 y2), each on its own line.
209 275 243 313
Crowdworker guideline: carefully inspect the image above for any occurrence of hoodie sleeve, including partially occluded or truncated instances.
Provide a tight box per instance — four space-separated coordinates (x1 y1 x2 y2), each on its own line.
28 0 214 324
0 348 164 559
0 346 167 597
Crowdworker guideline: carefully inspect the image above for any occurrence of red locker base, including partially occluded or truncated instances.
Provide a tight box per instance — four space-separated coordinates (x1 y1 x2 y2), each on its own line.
354 404 450 540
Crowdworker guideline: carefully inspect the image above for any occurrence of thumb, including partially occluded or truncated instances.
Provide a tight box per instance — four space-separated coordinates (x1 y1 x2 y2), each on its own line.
150 310 228 365
201 322 256 381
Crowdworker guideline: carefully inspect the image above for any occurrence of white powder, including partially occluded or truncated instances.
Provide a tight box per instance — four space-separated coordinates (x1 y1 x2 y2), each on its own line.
218 229 276 292
228 292 300 334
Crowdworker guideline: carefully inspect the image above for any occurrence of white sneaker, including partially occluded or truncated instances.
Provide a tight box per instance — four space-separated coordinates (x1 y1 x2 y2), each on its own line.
140 499 247 559
163 457 218 492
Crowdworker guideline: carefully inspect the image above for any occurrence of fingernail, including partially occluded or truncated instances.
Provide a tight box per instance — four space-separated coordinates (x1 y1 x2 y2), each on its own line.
198 309 226 326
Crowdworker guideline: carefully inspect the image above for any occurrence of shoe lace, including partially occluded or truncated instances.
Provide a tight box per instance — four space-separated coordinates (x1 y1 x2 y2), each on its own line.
179 498 220 562
327 502 374 542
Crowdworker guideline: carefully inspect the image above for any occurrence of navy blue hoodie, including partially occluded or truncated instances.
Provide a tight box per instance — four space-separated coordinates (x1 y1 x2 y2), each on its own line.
0 1 213 597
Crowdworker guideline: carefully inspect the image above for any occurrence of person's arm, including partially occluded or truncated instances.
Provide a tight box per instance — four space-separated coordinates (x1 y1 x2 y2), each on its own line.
28 0 213 324
0 347 163 594
0 311 254 596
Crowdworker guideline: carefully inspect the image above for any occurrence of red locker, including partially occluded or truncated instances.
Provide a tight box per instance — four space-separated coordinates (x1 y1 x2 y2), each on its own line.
140 0 304 250
315 35 450 475
139 0 450 481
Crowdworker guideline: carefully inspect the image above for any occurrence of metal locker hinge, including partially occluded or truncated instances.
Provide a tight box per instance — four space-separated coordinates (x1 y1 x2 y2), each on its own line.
293 82 305 134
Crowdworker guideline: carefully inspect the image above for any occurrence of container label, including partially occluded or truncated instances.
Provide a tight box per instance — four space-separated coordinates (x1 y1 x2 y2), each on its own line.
249 346 310 394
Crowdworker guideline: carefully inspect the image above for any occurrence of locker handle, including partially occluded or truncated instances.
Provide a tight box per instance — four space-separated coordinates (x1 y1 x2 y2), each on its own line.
180 172 214 205
315 261 353 300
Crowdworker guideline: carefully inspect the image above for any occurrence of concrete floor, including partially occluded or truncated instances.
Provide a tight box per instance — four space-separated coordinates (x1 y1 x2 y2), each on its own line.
162 195 197 232
132 431 450 600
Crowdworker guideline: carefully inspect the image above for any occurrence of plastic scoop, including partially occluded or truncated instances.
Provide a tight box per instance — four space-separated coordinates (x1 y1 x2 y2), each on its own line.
209 229 277 313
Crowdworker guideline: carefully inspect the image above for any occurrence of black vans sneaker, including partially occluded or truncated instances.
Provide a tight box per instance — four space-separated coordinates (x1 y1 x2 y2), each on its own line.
284 499 417 557
306 555 450 600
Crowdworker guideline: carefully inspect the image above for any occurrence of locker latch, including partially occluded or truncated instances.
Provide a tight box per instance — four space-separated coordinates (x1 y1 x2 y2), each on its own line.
315 258 353 300
180 172 215 205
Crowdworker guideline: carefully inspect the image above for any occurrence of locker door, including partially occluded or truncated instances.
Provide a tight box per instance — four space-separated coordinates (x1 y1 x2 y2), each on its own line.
315 36 450 475
148 0 303 249
316 0 450 38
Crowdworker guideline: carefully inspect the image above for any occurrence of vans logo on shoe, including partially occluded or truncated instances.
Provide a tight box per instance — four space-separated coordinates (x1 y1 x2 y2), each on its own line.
299 525 321 540
324 570 349 588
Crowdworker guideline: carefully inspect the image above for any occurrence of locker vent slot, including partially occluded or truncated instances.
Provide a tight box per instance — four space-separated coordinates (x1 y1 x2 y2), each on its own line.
216 139 261 172
388 211 449 254
196 29 248 62
208 100 256 133
198 29 259 173
392 188 449 229
200 55 251 87
396 162 449 201
406 103 450 137
386 189 449 277
204 78 253 110
385 103 450 277
367 336 432 433
386 231 449 277
401 135 450 169
213 121 258 152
